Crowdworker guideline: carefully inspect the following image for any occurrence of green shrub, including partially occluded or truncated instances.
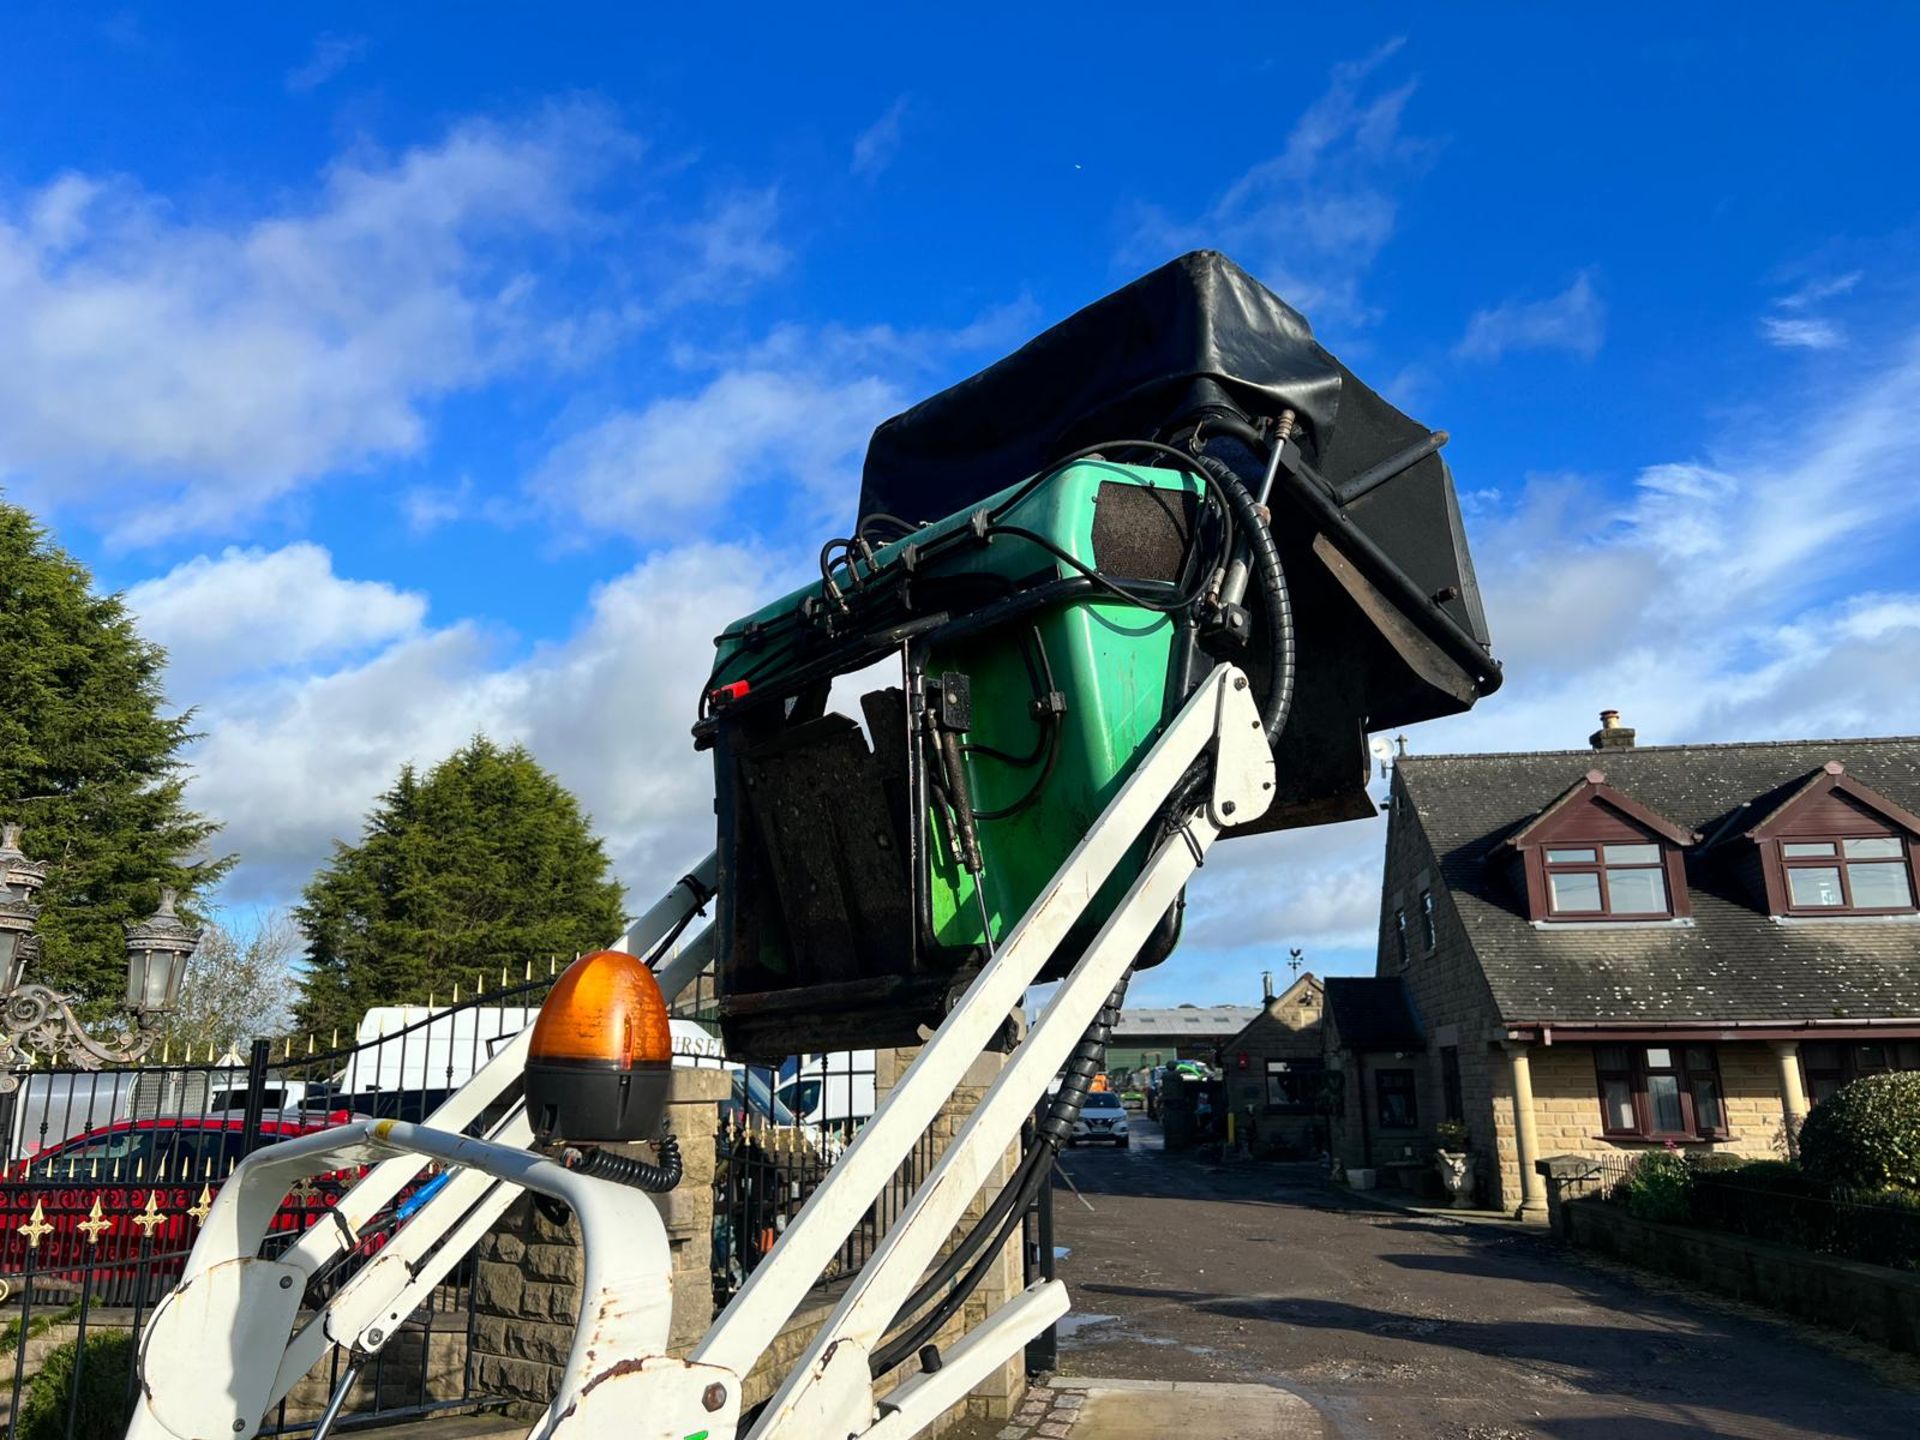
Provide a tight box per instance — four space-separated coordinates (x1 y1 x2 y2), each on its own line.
1799 1072 1920 1193
17 1330 135 1440
1619 1147 1693 1223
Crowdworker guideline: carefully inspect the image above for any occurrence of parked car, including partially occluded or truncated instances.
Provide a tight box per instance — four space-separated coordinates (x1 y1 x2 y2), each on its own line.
1069 1090 1131 1148
1 1113 366 1279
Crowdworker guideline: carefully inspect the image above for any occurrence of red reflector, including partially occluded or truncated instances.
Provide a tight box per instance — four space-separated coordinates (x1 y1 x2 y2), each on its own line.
710 680 751 706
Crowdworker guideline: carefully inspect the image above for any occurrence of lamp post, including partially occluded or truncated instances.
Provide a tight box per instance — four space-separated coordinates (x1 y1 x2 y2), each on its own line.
0 822 200 1093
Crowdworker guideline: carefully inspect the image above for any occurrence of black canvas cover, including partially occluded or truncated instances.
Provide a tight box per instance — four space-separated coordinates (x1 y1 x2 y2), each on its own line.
859 250 1500 833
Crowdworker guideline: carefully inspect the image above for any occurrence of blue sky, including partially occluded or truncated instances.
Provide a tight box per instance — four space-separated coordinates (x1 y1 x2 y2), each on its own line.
11 7 1920 1005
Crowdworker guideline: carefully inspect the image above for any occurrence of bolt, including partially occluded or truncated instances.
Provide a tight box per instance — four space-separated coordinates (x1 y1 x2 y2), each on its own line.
703 1383 727 1412
1233 676 1247 691
367 1328 384 1346
279 1275 293 1289
1222 801 1237 816
233 1423 246 1434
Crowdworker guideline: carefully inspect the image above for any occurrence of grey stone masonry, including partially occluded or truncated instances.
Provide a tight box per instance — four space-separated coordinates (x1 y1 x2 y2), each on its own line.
469 1065 729 1418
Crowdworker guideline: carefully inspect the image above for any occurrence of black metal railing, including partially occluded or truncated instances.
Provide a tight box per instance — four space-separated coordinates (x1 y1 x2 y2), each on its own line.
0 967 569 1440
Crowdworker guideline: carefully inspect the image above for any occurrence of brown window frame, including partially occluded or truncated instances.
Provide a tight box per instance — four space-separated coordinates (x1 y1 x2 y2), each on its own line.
1540 843 1675 921
1775 835 1918 917
1800 1040 1920 1106
1593 1044 1727 1141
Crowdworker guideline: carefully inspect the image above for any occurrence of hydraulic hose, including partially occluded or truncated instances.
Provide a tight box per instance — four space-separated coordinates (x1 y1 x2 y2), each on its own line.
872 978 1129 1378
561 1132 682 1193
1189 448 1295 746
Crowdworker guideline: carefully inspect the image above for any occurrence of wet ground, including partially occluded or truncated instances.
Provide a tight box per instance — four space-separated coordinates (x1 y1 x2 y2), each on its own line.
1039 1116 1920 1439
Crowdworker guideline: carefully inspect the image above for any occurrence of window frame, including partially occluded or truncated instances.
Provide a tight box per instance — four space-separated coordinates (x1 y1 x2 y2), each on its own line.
1541 842 1674 920
1777 835 1918 916
1393 907 1409 968
1592 1044 1727 1141
1374 1067 1418 1129
1418 889 1437 953
1264 1057 1324 1114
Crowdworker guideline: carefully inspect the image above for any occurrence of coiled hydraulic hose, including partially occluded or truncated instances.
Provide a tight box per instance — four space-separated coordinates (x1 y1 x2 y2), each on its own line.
1189 446 1296 747
561 1131 683 1193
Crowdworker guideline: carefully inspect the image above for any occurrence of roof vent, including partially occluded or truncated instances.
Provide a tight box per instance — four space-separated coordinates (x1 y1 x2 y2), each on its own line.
1589 709 1636 752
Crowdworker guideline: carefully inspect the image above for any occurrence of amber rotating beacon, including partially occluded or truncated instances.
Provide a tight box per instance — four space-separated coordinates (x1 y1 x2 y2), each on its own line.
524 950 674 1144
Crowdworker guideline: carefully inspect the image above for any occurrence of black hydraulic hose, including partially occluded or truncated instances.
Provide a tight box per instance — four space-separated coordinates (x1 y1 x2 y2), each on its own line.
1190 449 1295 746
872 978 1130 1378
561 1132 682 1193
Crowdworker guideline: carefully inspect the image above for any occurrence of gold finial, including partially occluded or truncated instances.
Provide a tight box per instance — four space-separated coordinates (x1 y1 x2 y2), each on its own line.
188 1185 213 1224
452 982 460 1005
288 1176 321 1205
331 1028 339 1047
78 1197 113 1245
18 1201 53 1248
132 1193 167 1238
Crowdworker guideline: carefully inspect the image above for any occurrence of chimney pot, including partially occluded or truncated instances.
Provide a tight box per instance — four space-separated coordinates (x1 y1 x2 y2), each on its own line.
1589 710 1636 751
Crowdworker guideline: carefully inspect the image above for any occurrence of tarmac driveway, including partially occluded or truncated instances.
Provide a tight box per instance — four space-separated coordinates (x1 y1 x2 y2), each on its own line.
1044 1118 1920 1439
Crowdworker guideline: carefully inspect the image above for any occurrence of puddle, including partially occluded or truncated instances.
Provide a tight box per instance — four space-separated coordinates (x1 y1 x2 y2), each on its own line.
1052 1246 1072 1260
1054 1311 1118 1340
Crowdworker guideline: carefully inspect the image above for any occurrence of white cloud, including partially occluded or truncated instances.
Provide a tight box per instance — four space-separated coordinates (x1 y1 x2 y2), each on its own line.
531 368 905 543
176 540 795 906
1455 272 1606 361
286 33 367 94
0 106 631 543
126 543 427 696
852 98 909 179
1762 315 1844 350
1124 40 1432 326
0 107 789 547
1778 271 1861 310
1416 329 1920 756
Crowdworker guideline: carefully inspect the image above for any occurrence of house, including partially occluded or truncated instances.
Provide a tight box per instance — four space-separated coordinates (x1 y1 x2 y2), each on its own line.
1342 712 1920 1217
1103 1004 1260 1078
1217 973 1326 1154
1321 976 1429 1183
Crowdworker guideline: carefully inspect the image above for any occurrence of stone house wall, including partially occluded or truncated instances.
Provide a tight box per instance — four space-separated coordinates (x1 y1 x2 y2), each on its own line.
1221 976 1326 1155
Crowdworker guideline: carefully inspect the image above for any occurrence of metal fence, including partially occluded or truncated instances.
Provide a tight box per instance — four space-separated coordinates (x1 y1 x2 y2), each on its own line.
0 967 565 1440
711 1050 903 1306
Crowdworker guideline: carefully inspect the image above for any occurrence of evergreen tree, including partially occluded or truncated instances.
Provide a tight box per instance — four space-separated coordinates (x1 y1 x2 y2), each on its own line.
0 504 228 998
295 737 627 1033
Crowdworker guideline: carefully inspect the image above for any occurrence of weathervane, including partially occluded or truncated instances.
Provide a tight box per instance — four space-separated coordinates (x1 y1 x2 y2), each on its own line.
1287 946 1304 980
0 824 200 1092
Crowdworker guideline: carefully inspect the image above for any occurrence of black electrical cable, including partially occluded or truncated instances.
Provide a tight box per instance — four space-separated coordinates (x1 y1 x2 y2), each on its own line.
561 1133 682 1193
986 525 1200 614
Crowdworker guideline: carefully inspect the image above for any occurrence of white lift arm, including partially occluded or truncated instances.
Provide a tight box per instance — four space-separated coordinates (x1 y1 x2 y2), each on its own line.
128 665 1272 1440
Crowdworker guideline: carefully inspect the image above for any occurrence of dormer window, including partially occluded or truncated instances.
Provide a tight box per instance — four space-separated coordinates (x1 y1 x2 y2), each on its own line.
1782 837 1914 911
1744 761 1920 918
1543 843 1670 917
1494 770 1698 924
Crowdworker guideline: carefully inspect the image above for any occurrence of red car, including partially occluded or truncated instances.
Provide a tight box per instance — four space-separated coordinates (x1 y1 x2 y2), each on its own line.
1 1115 358 1281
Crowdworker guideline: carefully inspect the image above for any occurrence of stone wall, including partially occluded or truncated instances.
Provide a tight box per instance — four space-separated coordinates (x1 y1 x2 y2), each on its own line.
470 1046 1026 1433
469 1065 729 1416
1557 1194 1920 1355
1223 977 1326 1154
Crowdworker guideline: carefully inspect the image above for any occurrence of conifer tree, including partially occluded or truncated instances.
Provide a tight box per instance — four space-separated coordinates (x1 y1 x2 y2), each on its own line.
295 737 626 1033
0 504 227 998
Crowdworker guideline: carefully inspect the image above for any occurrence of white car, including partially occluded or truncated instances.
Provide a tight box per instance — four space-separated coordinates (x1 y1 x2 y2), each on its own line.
1069 1090 1130 1148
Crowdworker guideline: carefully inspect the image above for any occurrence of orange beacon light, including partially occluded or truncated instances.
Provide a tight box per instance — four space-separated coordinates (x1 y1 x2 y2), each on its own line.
525 950 674 1144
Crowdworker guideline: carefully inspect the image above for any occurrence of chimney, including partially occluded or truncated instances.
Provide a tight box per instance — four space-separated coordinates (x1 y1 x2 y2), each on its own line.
1589 709 1636 751
1262 970 1274 1003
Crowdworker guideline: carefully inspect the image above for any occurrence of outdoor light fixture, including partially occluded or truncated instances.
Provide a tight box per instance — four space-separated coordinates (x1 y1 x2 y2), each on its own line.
525 949 673 1143
0 822 201 1093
